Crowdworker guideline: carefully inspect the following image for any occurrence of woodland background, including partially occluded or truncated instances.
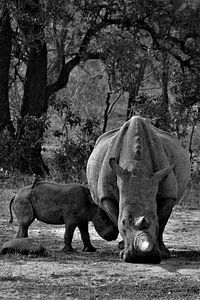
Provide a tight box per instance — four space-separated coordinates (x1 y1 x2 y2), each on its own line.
1 0 200 184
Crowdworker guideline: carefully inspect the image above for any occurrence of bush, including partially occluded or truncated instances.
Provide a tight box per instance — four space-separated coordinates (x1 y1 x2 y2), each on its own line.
16 115 49 175
48 115 101 183
0 115 49 177
0 129 17 176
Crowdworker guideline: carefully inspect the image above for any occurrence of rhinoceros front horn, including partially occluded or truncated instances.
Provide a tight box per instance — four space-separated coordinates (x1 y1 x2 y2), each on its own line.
134 232 154 253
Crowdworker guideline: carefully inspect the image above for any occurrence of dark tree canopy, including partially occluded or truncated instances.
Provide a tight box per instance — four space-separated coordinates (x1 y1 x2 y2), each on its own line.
0 0 200 175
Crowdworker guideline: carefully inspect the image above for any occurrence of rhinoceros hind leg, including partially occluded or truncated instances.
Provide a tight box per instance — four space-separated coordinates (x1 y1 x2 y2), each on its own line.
157 198 175 259
78 221 96 252
15 213 35 238
14 199 35 238
61 245 75 252
16 225 29 238
82 245 96 252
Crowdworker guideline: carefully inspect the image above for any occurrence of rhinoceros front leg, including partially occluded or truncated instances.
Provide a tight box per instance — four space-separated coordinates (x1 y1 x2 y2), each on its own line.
78 221 96 252
157 198 175 259
101 198 119 226
62 221 77 252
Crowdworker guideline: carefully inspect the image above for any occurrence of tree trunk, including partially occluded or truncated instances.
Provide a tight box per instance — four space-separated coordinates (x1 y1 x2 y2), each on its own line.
21 43 47 117
157 51 170 130
126 88 137 120
15 0 49 176
0 6 14 133
126 59 147 120
17 42 49 176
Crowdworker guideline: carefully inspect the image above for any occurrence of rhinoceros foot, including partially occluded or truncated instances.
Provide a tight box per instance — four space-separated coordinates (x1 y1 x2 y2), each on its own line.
118 240 124 250
61 245 77 253
82 245 96 252
159 244 171 259
119 249 161 264
1 238 47 256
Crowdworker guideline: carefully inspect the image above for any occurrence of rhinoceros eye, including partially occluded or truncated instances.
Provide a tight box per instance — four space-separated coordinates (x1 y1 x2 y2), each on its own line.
128 215 133 224
122 214 133 229
122 219 126 226
131 170 136 177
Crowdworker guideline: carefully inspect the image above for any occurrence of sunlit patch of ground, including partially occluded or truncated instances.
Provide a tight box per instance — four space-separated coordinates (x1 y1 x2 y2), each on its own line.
0 188 200 299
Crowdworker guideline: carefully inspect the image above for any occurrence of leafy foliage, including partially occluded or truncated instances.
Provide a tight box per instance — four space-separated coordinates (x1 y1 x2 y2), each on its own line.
1 0 200 178
102 30 147 92
132 92 199 138
0 115 49 176
131 94 171 131
0 129 17 177
48 101 100 182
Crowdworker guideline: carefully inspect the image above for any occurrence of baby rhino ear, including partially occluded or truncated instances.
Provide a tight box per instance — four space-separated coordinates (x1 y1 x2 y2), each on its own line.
109 158 128 178
153 164 175 182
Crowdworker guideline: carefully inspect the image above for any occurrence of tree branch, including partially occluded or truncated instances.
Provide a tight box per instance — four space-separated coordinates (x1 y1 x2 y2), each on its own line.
136 19 200 69
46 55 80 98
46 18 124 98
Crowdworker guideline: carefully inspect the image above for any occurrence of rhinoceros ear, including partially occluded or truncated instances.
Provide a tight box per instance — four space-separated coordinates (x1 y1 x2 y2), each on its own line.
153 164 175 182
109 158 128 178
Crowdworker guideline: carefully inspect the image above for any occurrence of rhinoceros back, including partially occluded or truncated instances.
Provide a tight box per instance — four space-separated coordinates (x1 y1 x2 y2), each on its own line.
87 116 191 207
27 182 90 224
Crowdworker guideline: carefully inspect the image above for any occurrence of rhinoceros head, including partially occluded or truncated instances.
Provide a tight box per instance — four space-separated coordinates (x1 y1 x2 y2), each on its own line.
91 204 119 241
109 158 174 263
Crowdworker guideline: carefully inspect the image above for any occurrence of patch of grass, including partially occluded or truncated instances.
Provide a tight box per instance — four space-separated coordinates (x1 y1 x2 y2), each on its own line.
5 277 198 300
179 183 200 209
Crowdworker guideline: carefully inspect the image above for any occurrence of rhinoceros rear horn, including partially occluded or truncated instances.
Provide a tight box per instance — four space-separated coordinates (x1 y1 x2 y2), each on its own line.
109 158 128 177
153 164 175 182
134 216 150 230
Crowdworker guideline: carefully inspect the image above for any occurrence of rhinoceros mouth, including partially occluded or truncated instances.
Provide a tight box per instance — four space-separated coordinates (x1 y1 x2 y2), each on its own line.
120 248 161 264
120 231 161 264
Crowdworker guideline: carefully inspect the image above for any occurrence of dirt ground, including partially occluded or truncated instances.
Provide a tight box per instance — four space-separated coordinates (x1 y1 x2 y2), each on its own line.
0 188 200 300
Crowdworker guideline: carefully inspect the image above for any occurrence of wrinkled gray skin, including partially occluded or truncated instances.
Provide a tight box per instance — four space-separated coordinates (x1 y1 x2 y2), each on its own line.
9 182 118 252
87 116 191 263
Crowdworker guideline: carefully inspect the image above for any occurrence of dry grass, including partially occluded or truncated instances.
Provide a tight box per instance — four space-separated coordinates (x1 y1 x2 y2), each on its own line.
0 184 200 299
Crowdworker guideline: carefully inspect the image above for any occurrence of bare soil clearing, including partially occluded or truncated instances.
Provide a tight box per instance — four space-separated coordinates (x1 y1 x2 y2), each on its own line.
0 188 200 299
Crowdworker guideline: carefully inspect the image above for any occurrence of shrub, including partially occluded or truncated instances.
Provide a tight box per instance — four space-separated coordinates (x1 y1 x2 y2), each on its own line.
131 94 172 131
49 115 100 183
0 129 17 176
0 115 49 177
16 115 49 175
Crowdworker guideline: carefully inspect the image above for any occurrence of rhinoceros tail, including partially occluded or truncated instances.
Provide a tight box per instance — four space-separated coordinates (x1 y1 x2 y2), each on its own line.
9 196 15 224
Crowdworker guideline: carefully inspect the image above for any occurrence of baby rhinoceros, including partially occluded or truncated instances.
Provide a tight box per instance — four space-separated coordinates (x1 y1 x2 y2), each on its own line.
9 181 118 252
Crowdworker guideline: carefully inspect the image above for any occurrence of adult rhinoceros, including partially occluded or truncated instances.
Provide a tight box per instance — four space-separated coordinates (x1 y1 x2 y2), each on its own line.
86 116 190 263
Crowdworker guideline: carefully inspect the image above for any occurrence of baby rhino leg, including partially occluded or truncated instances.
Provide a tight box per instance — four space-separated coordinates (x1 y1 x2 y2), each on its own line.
78 221 96 252
62 217 77 252
14 200 35 238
